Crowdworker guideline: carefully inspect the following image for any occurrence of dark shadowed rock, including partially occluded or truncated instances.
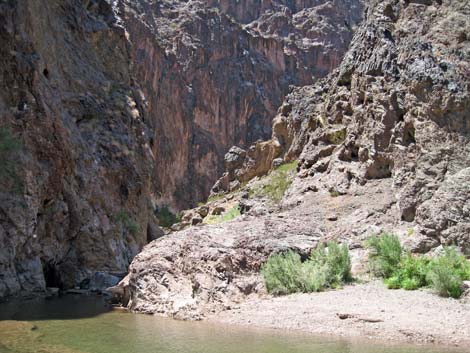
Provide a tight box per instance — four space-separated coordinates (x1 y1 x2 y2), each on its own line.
0 0 159 299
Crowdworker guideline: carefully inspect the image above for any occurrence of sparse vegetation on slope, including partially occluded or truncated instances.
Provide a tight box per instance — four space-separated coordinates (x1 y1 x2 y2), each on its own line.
156 206 181 228
366 233 470 298
250 161 298 204
204 204 241 224
262 241 352 295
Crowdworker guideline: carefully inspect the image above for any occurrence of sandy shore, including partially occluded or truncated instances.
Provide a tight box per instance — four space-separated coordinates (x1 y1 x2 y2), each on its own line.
209 281 470 348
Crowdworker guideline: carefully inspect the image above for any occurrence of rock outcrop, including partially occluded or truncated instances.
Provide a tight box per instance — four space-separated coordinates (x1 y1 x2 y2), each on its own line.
118 0 470 318
115 210 322 319
0 0 156 298
118 0 363 208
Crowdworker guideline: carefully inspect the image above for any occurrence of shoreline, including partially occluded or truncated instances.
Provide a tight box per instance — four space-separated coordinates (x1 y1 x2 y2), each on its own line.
208 281 470 349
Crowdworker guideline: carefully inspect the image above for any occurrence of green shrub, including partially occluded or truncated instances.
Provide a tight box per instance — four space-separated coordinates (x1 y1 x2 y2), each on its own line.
262 241 352 295
156 206 181 228
427 247 470 298
401 277 420 290
384 276 401 289
261 250 303 295
366 234 470 298
365 233 402 278
115 210 139 236
427 264 463 298
298 261 329 292
310 242 352 286
394 252 430 288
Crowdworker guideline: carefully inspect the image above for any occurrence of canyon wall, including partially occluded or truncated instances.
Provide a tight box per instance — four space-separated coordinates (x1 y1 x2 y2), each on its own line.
0 0 363 299
0 0 157 298
225 0 470 252
118 0 363 209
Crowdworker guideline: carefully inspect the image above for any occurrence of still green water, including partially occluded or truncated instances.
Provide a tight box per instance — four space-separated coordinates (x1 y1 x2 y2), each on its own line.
0 295 462 353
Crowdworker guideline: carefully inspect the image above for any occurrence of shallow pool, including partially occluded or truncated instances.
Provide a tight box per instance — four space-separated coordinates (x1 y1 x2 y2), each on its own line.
0 295 462 353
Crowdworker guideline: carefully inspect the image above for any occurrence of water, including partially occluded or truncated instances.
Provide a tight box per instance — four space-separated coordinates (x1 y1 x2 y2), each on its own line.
0 295 462 353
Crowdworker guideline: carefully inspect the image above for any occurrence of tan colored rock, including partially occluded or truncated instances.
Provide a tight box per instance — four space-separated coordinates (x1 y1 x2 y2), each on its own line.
120 213 321 319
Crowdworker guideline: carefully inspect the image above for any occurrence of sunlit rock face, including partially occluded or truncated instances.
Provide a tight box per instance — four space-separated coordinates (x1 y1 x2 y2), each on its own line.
118 0 363 209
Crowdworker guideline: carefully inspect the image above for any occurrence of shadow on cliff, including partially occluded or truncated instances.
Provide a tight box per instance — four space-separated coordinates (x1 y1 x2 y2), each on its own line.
0 294 112 321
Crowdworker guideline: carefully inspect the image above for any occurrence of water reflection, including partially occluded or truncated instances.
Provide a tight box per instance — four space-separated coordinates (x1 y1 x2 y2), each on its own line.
0 295 111 321
0 296 465 353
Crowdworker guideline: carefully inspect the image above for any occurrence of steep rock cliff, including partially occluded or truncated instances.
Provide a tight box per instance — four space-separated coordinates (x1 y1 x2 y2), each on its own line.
0 0 156 298
117 0 470 319
118 0 363 208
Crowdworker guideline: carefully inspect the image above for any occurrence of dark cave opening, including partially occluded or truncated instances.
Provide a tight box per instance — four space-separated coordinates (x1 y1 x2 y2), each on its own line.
42 262 62 289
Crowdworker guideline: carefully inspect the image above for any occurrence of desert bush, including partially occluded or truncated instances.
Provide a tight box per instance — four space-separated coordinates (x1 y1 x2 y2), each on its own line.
262 250 303 295
262 241 352 295
427 247 470 298
367 233 470 298
427 264 462 298
392 252 430 289
298 260 329 292
365 233 402 278
310 242 352 286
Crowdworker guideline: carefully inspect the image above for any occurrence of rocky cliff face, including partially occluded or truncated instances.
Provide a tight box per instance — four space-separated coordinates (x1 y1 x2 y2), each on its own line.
117 0 470 319
0 0 157 298
0 0 362 299
118 0 363 208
